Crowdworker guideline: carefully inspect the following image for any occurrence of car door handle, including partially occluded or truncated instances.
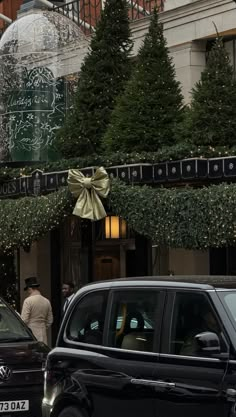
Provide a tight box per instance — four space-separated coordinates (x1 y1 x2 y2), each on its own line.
131 378 175 389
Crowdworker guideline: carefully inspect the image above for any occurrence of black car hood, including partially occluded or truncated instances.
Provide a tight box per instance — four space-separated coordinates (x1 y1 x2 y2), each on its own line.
0 340 49 367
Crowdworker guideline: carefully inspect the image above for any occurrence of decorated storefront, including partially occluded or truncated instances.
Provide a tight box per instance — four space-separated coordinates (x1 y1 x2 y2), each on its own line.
1 0 236 349
1 151 236 340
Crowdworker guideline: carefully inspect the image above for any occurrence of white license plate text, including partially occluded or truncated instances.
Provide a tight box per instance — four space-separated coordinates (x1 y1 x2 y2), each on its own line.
0 400 29 412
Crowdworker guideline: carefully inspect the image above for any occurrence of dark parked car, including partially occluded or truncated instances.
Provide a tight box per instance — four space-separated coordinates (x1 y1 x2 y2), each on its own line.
43 276 236 417
0 298 49 416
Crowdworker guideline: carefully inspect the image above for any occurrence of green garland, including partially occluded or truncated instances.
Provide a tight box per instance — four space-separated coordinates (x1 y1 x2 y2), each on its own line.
0 188 73 253
109 180 236 249
0 144 235 181
1 180 236 252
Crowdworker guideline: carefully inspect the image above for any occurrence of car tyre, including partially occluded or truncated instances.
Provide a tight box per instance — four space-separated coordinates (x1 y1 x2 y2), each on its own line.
58 406 85 417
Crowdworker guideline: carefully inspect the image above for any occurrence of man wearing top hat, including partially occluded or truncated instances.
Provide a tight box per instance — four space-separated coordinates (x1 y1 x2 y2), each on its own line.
21 277 53 345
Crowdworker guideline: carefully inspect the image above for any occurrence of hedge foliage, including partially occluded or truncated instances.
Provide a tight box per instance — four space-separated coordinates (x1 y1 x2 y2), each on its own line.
109 180 236 249
0 188 73 253
1 179 236 253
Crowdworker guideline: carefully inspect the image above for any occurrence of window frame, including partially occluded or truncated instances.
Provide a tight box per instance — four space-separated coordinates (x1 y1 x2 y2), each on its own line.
161 289 230 358
105 287 166 354
63 288 110 348
62 286 166 355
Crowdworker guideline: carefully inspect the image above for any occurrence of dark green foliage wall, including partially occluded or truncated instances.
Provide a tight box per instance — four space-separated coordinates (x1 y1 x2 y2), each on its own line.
109 180 236 249
1 180 236 253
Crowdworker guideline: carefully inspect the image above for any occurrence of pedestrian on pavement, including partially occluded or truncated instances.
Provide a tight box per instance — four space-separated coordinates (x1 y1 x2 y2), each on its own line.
21 277 53 345
62 281 75 317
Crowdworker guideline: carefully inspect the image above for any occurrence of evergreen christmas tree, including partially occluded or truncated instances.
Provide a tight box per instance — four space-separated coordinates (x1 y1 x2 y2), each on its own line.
102 8 184 153
187 35 236 147
56 0 133 158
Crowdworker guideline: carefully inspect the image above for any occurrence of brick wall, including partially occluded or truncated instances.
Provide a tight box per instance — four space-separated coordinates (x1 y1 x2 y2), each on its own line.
0 0 23 29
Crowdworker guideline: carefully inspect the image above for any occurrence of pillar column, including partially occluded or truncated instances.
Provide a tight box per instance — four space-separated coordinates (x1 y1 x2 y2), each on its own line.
169 249 209 275
170 40 206 103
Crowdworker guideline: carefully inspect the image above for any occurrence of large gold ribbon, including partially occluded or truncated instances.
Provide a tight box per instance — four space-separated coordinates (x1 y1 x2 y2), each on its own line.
67 167 110 220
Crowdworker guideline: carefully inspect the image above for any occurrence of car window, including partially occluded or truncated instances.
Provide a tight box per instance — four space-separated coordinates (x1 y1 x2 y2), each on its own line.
66 290 108 346
108 290 160 353
219 291 236 324
0 303 32 342
116 316 153 330
169 292 226 356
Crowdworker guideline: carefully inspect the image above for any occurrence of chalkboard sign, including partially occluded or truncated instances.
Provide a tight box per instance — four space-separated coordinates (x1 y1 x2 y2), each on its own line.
4 66 65 162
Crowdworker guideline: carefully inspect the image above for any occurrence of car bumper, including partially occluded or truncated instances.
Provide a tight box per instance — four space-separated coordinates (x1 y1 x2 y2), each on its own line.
0 386 43 417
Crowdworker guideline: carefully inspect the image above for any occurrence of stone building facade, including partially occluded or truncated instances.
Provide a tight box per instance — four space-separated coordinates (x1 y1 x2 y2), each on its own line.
1 0 236 345
12 0 236 288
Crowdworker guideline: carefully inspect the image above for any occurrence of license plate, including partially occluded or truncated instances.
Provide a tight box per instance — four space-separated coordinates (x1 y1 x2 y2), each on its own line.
0 400 29 412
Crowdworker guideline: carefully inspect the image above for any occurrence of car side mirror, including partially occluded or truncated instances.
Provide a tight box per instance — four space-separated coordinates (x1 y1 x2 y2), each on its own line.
195 331 221 354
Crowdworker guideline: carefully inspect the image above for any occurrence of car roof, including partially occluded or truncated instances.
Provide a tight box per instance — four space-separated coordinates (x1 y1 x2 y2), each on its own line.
76 275 236 295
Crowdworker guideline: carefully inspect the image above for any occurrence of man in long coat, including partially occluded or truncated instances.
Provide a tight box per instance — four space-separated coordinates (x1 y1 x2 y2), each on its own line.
21 277 53 345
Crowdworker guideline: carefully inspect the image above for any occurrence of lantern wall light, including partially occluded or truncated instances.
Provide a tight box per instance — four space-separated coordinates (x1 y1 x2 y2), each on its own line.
105 216 127 239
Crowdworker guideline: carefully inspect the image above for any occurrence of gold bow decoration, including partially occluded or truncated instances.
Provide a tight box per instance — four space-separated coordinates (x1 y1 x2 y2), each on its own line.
67 167 110 221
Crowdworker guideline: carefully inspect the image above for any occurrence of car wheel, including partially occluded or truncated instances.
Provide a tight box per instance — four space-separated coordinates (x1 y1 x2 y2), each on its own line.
58 406 86 417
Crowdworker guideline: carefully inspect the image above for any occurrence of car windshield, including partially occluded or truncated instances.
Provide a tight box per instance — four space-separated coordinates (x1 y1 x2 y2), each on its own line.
0 302 32 342
218 291 236 325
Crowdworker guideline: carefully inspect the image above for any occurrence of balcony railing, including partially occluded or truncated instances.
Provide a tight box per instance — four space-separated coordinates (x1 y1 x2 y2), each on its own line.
53 0 164 34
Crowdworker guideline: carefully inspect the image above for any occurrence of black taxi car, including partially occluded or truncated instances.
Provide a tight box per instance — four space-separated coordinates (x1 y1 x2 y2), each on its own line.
0 297 49 417
43 276 236 417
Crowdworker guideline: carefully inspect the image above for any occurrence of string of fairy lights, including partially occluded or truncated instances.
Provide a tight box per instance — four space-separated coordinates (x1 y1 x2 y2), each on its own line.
0 144 234 182
0 179 236 253
109 179 236 250
0 188 73 254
